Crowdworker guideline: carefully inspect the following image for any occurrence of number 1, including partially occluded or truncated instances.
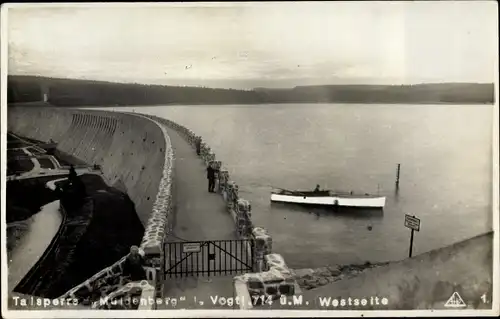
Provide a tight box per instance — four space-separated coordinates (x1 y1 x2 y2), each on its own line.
481 293 487 303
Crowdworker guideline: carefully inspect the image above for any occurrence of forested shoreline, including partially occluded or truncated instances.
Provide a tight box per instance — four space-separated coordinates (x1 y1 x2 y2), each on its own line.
8 75 495 106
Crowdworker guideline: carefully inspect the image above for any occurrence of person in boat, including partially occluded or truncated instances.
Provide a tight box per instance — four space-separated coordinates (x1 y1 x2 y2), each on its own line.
207 162 216 193
314 184 321 193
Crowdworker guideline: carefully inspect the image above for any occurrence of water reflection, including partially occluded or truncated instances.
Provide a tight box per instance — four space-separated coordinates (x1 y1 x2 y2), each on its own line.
394 185 400 202
270 201 384 220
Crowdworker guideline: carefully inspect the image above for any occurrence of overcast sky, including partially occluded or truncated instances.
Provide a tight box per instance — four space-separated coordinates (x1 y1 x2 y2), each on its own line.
6 1 498 89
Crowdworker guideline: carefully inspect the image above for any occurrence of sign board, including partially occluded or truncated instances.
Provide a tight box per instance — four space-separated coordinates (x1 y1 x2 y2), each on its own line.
404 214 421 231
182 243 201 253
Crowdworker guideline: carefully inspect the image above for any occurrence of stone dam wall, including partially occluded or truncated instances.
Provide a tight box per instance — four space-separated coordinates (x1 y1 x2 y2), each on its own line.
8 106 167 227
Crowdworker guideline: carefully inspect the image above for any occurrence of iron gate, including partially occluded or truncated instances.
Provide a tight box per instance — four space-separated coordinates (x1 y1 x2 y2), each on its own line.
164 239 254 277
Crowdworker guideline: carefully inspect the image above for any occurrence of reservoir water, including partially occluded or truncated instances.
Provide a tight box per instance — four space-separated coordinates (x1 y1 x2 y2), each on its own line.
8 200 63 291
100 104 493 268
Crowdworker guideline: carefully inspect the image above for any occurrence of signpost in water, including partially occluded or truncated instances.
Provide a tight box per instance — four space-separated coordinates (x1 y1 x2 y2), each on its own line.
404 214 420 258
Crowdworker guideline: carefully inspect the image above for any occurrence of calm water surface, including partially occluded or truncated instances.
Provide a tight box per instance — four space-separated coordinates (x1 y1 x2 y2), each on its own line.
8 200 62 290
104 104 493 268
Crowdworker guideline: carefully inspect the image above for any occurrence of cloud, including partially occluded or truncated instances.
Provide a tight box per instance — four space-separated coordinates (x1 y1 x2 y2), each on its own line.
6 2 497 86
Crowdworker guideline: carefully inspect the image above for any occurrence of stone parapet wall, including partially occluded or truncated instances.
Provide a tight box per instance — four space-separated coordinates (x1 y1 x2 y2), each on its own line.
59 254 131 305
140 115 300 309
58 248 157 310
135 114 175 302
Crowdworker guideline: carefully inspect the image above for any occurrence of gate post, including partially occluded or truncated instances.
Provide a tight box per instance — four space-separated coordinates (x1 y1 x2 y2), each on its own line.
251 227 272 272
143 250 163 295
141 241 165 302
201 143 209 160
207 241 211 277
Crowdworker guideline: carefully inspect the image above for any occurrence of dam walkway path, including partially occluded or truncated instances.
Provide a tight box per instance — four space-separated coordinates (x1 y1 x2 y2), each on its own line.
164 126 237 242
159 125 239 309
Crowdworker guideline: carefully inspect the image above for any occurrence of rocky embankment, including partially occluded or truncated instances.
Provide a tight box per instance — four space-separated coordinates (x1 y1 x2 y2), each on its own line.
292 262 390 291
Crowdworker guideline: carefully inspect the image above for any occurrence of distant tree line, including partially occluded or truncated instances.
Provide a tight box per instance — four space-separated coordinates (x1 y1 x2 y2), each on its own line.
7 75 495 106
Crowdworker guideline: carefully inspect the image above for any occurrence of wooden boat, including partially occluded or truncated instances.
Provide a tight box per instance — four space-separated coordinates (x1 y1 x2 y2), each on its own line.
270 188 386 208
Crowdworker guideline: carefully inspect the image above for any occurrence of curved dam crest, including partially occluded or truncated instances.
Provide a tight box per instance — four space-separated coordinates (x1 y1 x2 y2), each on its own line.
8 106 167 227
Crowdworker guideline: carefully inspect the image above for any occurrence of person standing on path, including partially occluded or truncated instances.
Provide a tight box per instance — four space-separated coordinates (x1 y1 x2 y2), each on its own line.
207 163 216 193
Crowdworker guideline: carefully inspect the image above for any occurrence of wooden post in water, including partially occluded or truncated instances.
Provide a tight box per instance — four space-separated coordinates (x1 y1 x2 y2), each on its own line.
395 164 401 187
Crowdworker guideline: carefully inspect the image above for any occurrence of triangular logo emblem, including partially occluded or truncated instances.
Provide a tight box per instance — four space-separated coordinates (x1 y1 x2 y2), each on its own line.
444 292 467 308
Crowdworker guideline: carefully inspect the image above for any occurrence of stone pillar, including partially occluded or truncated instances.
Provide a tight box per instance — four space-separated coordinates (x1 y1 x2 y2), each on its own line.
264 254 295 297
226 181 238 211
186 130 196 145
194 136 202 155
236 198 252 237
194 135 202 149
252 227 272 272
225 181 234 209
199 143 207 157
203 147 211 162
140 219 165 298
142 247 163 299
219 169 229 195
143 252 162 282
